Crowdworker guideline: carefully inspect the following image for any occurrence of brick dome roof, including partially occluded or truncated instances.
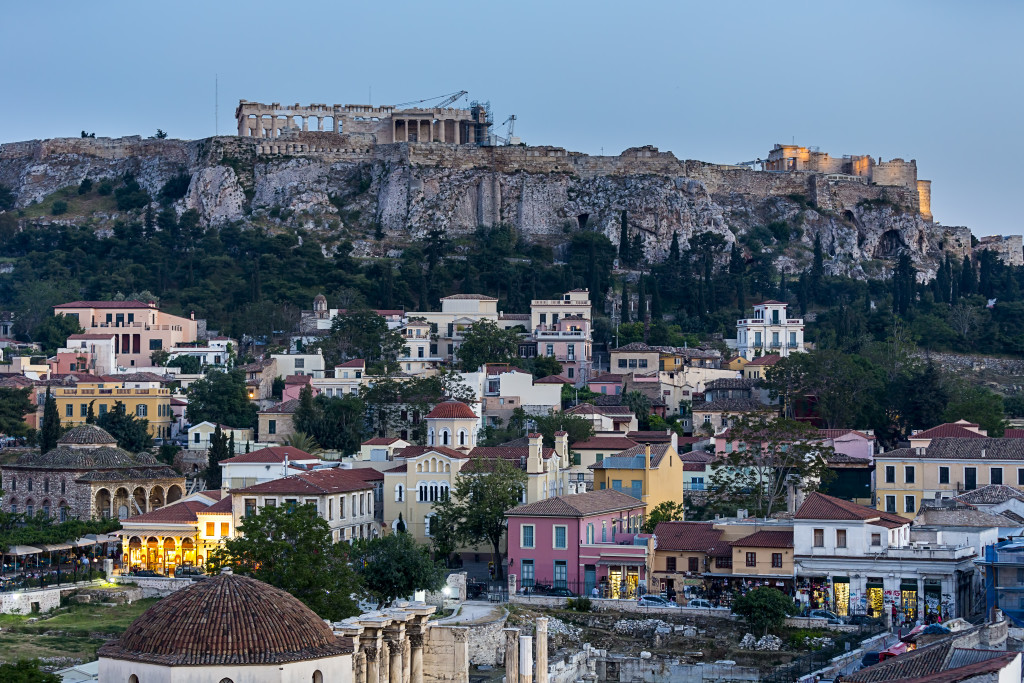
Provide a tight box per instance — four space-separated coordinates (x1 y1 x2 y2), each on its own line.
425 400 477 420
98 571 353 666
58 424 118 447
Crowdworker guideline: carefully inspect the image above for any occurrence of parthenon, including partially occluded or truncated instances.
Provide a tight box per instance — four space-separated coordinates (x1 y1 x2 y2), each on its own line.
235 100 491 144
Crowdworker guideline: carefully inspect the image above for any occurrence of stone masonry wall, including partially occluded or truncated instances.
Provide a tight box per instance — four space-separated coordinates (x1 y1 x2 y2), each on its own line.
423 625 469 683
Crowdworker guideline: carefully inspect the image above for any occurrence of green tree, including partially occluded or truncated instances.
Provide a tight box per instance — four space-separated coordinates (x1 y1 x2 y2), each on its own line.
622 390 652 429
271 375 286 400
171 354 202 374
0 387 33 437
0 183 15 210
94 401 153 452
51 200 68 216
319 309 404 374
708 416 835 519
77 178 93 195
732 587 798 635
642 500 686 533
531 411 595 447
208 504 361 620
283 431 323 456
0 660 61 683
943 382 1006 436
292 385 366 452
150 349 170 367
432 457 527 579
185 369 257 428
39 387 61 453
154 129 168 139
351 532 445 608
526 355 563 379
204 425 230 489
33 314 84 356
457 319 520 372
428 502 462 567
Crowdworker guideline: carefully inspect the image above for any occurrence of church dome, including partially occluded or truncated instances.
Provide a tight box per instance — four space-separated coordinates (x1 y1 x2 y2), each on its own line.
58 424 119 448
98 570 353 666
425 400 477 420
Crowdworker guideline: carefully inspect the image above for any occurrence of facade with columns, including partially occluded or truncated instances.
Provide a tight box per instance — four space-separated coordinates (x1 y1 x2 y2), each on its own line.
236 100 490 144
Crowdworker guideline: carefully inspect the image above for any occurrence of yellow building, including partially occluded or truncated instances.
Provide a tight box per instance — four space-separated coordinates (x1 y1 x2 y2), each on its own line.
874 425 1017 519
727 529 794 582
726 356 749 373
590 443 683 511
117 491 232 573
54 380 173 439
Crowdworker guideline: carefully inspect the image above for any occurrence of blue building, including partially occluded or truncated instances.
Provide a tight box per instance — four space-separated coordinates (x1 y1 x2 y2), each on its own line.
979 539 1024 626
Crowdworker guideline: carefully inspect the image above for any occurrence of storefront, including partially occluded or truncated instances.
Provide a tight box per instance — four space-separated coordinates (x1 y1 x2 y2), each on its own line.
866 578 885 618
799 577 832 610
599 560 645 599
901 578 919 622
924 579 943 622
833 577 850 616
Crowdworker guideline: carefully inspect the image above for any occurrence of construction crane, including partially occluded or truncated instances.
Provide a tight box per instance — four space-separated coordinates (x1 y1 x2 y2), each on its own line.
490 115 518 145
394 90 468 108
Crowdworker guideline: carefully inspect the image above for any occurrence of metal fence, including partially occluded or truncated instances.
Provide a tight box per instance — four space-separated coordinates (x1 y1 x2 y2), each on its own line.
761 621 886 683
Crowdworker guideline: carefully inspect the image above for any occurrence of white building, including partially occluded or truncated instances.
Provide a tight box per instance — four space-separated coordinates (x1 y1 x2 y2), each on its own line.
219 446 323 491
793 492 977 621
168 337 234 369
272 351 325 378
735 301 805 360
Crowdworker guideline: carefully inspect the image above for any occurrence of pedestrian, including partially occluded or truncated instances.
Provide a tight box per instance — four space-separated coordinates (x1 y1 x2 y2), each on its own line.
591 585 599 599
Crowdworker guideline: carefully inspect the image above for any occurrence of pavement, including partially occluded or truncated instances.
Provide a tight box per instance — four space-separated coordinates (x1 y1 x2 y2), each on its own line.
432 600 506 626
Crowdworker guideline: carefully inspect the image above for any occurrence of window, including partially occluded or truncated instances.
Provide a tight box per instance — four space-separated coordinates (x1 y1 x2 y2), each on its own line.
554 560 567 588
628 359 637 368
992 468 1004 485
546 344 554 356
715 556 732 569
553 525 567 549
871 533 881 546
194 432 201 443
395 484 404 502
424 516 432 537
521 559 534 587
772 553 783 568
98 404 107 415
904 465 915 484
586 523 594 544
268 420 276 435
885 466 895 484
813 528 824 547
836 529 847 548
638 359 648 368
80 403 87 417
244 499 257 517
136 404 147 417
521 525 535 549
745 552 756 567
885 495 897 513
264 498 276 507
64 404 73 417
939 466 950 484
618 359 627 368
220 522 229 536
206 522 215 536
965 467 978 490
1019 469 1024 486
688 557 699 572
295 359 305 369
666 557 677 571
905 495 915 513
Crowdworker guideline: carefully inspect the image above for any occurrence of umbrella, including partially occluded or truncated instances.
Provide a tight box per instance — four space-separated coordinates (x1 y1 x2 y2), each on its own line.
40 542 73 551
72 536 98 547
7 545 43 555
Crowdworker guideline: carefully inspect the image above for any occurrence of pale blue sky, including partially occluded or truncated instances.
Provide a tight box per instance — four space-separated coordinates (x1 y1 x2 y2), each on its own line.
2 1 1020 235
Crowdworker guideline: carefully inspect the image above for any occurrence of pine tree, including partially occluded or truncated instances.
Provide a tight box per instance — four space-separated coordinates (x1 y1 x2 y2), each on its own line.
620 282 631 324
39 387 61 453
205 425 230 490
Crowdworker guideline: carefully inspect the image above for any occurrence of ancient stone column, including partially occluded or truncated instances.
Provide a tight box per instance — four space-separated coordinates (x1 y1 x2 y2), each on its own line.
365 645 380 683
535 618 548 683
408 632 423 683
504 628 520 683
389 637 403 683
519 635 533 683
317 116 324 132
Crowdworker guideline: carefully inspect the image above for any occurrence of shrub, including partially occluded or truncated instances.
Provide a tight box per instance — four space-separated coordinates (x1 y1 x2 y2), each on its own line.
97 180 114 196
566 596 592 612
160 172 192 202
77 178 93 195
51 200 68 216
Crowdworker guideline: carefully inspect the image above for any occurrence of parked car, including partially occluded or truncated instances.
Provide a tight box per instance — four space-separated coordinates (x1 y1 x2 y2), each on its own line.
174 565 206 579
132 570 165 578
846 614 880 626
540 587 576 598
806 609 844 625
638 595 673 607
686 598 713 609
860 651 880 669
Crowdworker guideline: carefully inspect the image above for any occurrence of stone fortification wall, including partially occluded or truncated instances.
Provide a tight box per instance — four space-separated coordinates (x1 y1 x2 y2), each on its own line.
872 158 918 189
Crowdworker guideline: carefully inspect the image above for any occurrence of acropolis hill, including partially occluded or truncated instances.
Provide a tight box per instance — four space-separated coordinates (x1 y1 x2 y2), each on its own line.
1 99 1017 277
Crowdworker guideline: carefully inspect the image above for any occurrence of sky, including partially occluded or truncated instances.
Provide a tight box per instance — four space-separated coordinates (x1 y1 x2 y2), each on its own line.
2 1 1021 235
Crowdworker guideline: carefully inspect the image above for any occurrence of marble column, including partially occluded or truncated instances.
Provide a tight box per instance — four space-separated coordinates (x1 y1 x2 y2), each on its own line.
409 632 424 683
504 628 520 683
519 635 533 683
535 618 548 683
389 637 404 683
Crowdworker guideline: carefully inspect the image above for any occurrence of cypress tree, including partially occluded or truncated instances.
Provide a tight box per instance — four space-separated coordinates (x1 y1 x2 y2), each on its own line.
205 425 229 490
638 276 648 321
620 282 631 324
40 387 60 453
618 211 630 264
811 233 824 299
631 231 644 265
650 277 663 321
228 432 235 459
961 255 977 295
668 232 680 264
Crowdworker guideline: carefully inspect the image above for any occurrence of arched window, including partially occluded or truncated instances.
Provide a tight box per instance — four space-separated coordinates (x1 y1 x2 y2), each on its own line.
441 429 450 446
458 430 467 446
418 482 427 502
313 671 324 683
428 429 435 446
395 484 404 502
27 479 33 492
10 476 15 491
219 679 234 683
130 675 139 683
60 479 66 495
43 478 49 493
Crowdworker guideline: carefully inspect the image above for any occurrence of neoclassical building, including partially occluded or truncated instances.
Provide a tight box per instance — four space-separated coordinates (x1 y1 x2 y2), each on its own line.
0 425 184 521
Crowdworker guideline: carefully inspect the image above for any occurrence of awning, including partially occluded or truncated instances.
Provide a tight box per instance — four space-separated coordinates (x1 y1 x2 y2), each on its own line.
5 545 43 556
597 559 646 567
86 533 119 543
40 542 73 551
72 537 98 547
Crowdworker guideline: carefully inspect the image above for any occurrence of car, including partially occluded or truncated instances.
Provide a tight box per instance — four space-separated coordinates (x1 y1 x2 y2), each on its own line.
132 570 166 578
846 614 880 626
686 598 713 609
638 595 673 607
860 651 880 669
174 565 206 579
807 609 844 625
541 587 576 598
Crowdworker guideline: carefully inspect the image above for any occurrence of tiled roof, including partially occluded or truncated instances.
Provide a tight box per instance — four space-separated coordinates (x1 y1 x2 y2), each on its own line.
197 497 233 514
912 423 986 439
440 293 498 300
122 500 209 525
55 300 155 309
67 333 117 340
498 313 530 320
506 489 645 517
259 399 300 415
705 378 761 390
233 468 374 495
653 521 723 552
97 572 353 665
627 431 674 443
796 492 906 527
425 400 477 419
383 463 408 473
69 373 109 383
58 425 117 446
395 445 469 460
683 462 706 471
363 437 402 446
535 375 573 384
693 398 771 413
220 447 315 465
915 506 1011 528
1003 428 1024 438
589 373 623 384
105 372 170 383
572 436 640 451
468 446 557 462
954 484 1024 505
898 437 1024 461
336 359 365 368
285 374 312 385
564 403 635 417
819 428 875 440
746 354 781 367
841 636 1015 683
610 342 655 352
342 468 385 483
756 300 787 305
730 529 793 548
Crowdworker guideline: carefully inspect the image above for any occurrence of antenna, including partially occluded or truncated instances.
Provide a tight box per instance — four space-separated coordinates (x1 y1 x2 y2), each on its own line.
215 74 219 136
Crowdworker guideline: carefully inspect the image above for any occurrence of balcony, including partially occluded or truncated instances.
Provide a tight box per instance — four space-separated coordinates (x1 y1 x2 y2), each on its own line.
800 545 975 560
534 329 588 340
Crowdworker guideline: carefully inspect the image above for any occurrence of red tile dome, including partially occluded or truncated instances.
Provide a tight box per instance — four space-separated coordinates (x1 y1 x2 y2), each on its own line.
98 570 352 665
425 400 477 419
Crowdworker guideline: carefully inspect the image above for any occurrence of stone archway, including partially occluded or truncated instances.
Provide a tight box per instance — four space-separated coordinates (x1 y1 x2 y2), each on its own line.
113 488 130 520
132 487 147 516
167 484 183 504
873 229 907 259
149 486 165 510
95 488 112 519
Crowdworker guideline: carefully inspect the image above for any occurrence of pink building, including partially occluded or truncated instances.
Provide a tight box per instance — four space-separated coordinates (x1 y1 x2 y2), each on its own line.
714 428 875 460
50 333 117 375
53 301 198 370
505 489 652 598
533 315 591 383
282 374 315 402
588 372 623 396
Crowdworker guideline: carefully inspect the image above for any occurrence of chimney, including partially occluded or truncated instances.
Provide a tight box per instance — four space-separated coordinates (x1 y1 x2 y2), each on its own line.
981 448 986 458
190 310 195 321
644 443 651 469
554 431 569 468
527 433 543 474
670 431 678 451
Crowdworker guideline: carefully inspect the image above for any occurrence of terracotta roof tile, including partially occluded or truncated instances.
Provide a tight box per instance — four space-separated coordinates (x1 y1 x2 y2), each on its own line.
796 492 906 527
572 436 640 451
363 437 402 446
425 400 477 419
746 354 781 367
121 500 209 525
232 468 374 495
220 447 316 465
730 529 793 548
55 300 155 309
506 490 645 517
912 423 987 439
653 521 723 552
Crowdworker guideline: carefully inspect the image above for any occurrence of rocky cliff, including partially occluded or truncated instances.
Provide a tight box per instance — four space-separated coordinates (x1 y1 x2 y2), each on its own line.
0 134 974 279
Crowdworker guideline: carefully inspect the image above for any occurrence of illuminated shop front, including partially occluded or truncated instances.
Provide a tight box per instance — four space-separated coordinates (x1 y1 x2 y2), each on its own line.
901 579 919 622
832 577 850 616
866 578 885 617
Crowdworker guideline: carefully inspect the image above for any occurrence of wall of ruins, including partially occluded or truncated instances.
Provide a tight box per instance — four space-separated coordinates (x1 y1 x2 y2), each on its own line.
975 234 1024 267
917 179 933 220
423 625 469 683
871 158 918 189
464 609 509 666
